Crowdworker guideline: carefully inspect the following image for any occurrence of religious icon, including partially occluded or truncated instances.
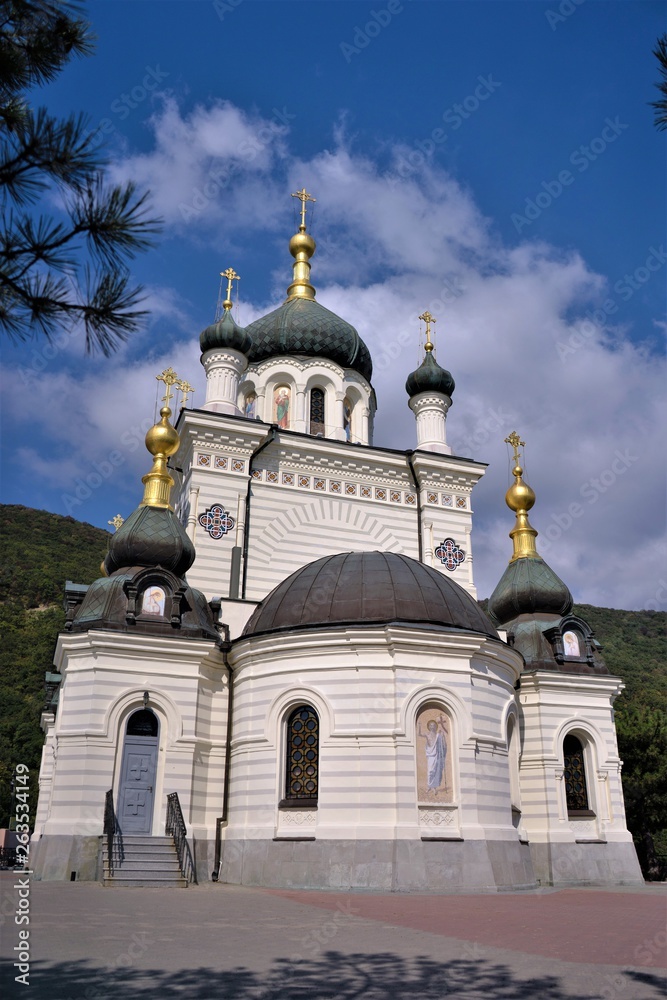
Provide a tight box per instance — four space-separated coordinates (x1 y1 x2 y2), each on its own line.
416 705 452 803
343 397 352 441
245 392 257 419
274 386 290 429
141 586 165 616
563 631 580 656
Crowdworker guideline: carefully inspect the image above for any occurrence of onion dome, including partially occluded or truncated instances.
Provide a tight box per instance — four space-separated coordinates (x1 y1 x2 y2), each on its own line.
488 432 573 627
200 309 252 355
104 505 195 577
406 349 455 398
104 382 194 577
243 550 498 639
405 310 454 399
244 187 373 382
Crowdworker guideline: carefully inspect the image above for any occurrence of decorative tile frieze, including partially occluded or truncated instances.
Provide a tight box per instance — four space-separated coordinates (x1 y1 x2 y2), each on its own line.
375 488 387 500
299 476 310 488
214 456 228 469
282 473 295 486
419 806 457 827
197 454 211 467
442 494 453 506
456 496 467 509
360 486 371 498
251 469 262 480
345 483 357 495
314 478 326 490
330 480 342 493
231 459 245 472
390 490 401 503
427 492 438 505
405 493 416 505
267 471 278 483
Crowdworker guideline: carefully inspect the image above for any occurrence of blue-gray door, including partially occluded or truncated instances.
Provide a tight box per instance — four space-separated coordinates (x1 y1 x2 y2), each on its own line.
118 710 158 834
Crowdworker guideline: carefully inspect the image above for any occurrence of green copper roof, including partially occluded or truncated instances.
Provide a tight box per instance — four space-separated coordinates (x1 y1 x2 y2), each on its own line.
405 350 455 399
200 310 252 355
245 297 373 382
488 555 573 627
104 505 195 578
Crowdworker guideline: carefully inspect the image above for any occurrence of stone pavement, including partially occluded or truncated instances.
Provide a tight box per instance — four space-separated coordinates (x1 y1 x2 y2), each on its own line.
0 873 665 999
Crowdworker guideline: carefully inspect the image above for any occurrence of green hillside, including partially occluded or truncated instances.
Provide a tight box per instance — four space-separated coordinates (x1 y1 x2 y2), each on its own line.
1 505 665 876
0 506 111 826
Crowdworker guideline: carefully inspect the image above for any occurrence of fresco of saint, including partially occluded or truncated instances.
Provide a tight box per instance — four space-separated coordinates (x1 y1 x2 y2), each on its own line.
274 386 290 428
416 706 452 802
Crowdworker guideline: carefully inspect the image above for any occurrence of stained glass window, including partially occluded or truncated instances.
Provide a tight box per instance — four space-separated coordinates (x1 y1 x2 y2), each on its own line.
563 734 589 812
310 388 325 436
286 705 319 801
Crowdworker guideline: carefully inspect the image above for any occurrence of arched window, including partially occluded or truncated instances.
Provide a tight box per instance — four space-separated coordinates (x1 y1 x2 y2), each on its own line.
563 734 590 813
415 703 452 804
507 716 522 828
284 705 319 803
309 387 325 436
126 709 158 737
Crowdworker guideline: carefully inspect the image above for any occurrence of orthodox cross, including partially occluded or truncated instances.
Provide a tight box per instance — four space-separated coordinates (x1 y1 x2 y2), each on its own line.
177 379 194 408
291 187 316 230
156 367 179 406
505 431 525 466
220 266 240 309
108 514 124 531
419 311 436 352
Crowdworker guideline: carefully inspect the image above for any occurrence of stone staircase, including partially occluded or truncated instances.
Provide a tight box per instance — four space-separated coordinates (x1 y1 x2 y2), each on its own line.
102 835 188 888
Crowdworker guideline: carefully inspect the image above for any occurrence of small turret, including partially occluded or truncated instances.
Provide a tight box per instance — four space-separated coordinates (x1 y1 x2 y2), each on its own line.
201 267 252 414
406 311 455 454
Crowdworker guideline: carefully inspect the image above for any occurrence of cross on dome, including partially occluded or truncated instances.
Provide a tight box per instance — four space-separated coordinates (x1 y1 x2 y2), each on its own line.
291 187 316 231
419 310 436 352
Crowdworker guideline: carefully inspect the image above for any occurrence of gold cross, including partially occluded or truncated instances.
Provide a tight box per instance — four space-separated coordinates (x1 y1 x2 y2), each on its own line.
221 267 240 307
177 379 194 407
108 514 124 531
291 187 316 230
156 367 179 406
505 431 525 466
419 311 436 352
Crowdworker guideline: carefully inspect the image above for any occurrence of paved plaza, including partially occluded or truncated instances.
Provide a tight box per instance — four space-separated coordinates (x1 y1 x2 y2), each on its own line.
0 874 665 999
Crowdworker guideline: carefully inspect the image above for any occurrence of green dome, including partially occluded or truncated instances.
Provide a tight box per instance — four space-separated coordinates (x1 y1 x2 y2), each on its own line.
488 556 573 627
405 351 455 399
104 505 195 578
200 310 252 355
245 297 373 382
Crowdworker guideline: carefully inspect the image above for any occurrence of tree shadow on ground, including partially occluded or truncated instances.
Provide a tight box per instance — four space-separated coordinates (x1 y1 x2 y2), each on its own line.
2 952 664 1000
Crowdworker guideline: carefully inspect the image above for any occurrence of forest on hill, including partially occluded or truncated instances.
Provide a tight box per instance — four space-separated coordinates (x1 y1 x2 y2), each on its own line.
1 504 665 876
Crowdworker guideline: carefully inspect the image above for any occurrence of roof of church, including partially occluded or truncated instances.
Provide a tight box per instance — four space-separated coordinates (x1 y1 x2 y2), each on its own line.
405 349 455 398
241 550 498 639
200 308 252 355
104 505 195 578
246 296 373 381
488 555 573 626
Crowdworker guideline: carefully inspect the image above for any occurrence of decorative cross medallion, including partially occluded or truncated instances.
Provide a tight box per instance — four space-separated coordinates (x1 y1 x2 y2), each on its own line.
177 379 194 407
435 537 465 571
156 367 179 406
108 514 124 531
199 504 236 540
505 431 525 465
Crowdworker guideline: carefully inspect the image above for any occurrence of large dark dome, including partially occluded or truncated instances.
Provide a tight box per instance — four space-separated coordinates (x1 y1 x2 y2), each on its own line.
245 297 373 382
242 551 498 639
488 556 573 627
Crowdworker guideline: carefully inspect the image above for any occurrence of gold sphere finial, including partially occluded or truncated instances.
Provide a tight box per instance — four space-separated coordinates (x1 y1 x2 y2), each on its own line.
503 431 539 562
419 311 436 353
287 187 317 300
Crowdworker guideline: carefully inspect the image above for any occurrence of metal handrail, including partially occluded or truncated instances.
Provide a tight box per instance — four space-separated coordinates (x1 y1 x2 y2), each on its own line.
103 789 123 874
165 792 197 884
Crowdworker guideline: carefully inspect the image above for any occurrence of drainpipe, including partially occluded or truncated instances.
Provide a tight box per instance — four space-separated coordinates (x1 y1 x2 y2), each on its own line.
406 450 424 564
212 640 233 882
241 424 277 600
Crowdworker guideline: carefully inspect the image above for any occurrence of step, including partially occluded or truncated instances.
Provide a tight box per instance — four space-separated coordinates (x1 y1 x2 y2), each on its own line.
104 847 179 860
103 877 188 888
104 860 182 873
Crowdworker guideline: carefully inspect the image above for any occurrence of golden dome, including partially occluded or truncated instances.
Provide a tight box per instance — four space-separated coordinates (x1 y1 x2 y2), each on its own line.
289 230 316 259
145 407 180 458
505 463 536 513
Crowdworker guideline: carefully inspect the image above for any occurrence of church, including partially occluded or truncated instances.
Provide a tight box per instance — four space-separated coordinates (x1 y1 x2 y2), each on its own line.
30 190 643 891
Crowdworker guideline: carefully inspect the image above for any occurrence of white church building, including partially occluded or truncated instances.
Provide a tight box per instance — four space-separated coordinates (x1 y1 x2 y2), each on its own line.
30 192 642 891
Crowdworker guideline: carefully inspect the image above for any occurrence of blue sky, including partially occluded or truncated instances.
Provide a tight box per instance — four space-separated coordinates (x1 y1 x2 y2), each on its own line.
1 0 665 609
